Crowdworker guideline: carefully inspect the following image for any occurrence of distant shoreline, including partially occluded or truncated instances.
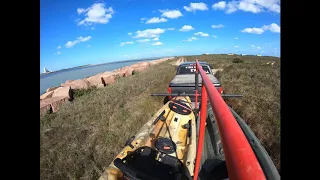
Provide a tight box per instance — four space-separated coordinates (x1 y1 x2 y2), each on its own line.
40 57 168 77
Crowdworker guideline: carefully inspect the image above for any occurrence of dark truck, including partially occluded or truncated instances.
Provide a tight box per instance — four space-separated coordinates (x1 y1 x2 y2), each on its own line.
167 62 223 102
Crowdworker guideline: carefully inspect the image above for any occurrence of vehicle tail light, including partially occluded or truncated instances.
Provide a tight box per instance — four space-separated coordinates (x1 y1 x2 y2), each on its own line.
218 87 223 94
168 87 172 99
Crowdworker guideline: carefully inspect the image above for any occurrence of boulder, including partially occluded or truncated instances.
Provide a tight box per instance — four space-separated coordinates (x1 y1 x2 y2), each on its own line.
101 71 115 76
61 79 90 90
40 91 54 100
46 87 58 93
97 83 105 88
113 69 126 77
86 74 104 87
102 71 119 77
40 96 69 114
101 75 115 85
52 86 72 100
130 62 151 73
51 97 69 112
123 66 134 76
40 103 51 116
114 66 135 77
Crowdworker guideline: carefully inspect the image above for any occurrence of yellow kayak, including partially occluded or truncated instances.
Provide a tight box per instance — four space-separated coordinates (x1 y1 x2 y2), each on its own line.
99 96 197 180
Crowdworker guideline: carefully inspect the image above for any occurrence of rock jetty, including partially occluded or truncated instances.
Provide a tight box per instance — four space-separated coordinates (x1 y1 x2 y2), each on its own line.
40 57 174 116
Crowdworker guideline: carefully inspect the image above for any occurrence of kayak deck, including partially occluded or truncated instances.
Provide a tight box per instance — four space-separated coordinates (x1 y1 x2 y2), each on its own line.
99 96 197 180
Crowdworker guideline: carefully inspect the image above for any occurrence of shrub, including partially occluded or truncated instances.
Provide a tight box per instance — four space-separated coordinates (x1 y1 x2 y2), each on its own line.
232 57 243 63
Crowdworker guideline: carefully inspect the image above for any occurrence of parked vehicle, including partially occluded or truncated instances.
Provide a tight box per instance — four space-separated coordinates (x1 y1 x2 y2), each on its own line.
167 62 223 102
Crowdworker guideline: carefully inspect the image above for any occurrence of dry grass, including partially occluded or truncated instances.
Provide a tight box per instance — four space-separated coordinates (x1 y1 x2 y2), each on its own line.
40 54 280 180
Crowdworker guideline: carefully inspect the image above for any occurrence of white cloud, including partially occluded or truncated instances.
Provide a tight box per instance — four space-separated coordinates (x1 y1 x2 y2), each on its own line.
160 9 183 19
212 35 217 38
65 36 92 48
140 17 147 22
241 27 264 34
184 2 208 12
211 24 224 28
226 1 238 13
57 46 61 49
212 1 226 9
185 37 198 41
234 46 239 48
262 23 280 33
177 46 181 48
136 39 150 43
153 37 159 41
120 41 134 46
152 42 163 46
145 17 167 24
91 27 95 30
179 25 194 32
239 1 261 13
77 8 85 14
241 23 280 34
87 45 91 48
250 45 262 52
234 37 238 40
194 32 209 37
128 32 132 36
134 28 166 38
77 3 115 26
167 28 175 30
56 51 61 55
212 0 280 14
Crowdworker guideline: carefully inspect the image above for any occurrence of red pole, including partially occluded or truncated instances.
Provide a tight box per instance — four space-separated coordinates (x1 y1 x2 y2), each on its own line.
195 60 265 180
193 83 207 180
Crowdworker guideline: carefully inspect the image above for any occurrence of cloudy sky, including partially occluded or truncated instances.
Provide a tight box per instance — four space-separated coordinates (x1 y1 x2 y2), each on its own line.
40 0 280 72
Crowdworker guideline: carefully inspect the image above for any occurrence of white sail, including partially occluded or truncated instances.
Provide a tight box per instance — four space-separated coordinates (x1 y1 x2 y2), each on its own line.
43 68 50 73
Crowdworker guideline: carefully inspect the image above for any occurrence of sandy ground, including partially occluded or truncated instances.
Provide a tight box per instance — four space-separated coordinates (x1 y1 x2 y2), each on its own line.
171 57 186 66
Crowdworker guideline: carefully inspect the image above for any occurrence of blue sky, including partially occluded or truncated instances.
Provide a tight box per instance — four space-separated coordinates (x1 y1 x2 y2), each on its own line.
40 0 280 72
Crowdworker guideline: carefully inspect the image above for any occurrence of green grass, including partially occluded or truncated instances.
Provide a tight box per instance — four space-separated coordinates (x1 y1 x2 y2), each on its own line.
40 55 280 179
73 86 98 98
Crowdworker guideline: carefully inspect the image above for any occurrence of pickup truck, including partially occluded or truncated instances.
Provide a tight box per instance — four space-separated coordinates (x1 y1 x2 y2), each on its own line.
167 62 223 102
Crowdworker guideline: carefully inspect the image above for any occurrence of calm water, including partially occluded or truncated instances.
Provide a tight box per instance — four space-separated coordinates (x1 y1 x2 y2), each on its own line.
40 59 156 95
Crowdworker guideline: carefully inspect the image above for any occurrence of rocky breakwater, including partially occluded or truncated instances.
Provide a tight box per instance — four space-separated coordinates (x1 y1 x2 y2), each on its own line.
40 57 175 116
